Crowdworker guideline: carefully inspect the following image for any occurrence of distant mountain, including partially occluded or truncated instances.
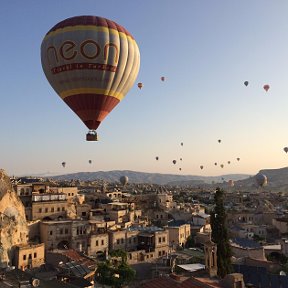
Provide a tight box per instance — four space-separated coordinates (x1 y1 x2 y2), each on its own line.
49 170 251 185
235 166 288 191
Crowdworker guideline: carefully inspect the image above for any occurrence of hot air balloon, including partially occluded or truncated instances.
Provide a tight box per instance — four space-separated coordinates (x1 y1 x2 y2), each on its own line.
62 162 66 168
180 158 182 161
155 156 159 161
89 160 92 164
181 142 183 146
137 82 143 89
237 158 240 161
220 164 224 168
161 76 165 81
218 139 221 143
255 173 268 187
228 180 234 187
263 84 270 92
41 16 140 141
227 161 231 164
214 162 217 166
173 160 177 165
200 165 204 170
179 168 182 171
120 176 128 186
284 147 288 153
244 81 249 86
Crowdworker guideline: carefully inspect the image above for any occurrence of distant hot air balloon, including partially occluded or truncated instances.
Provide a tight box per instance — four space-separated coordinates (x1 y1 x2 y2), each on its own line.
200 165 204 170
218 139 221 143
161 76 165 81
137 82 143 89
181 142 183 146
237 158 240 161
120 175 128 186
62 162 66 168
214 162 217 166
173 160 177 165
255 173 268 187
156 156 159 161
228 179 234 187
244 81 249 86
228 161 231 164
220 164 224 168
179 168 182 171
263 84 270 92
41 16 140 141
89 160 92 164
284 147 288 153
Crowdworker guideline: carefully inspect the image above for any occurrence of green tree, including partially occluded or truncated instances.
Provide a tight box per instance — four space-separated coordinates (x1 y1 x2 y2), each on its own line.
210 187 232 278
96 249 136 287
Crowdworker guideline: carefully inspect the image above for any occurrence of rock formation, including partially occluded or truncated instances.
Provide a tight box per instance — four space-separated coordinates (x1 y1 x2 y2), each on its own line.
0 169 28 267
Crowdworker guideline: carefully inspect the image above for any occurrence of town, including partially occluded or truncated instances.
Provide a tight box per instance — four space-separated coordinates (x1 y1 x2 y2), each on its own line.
1 168 288 287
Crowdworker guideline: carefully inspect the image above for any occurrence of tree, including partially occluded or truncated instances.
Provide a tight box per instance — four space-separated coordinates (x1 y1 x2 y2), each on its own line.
210 187 232 278
96 249 136 287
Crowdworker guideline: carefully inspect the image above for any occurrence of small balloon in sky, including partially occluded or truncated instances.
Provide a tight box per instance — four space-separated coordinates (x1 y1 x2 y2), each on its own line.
137 82 143 89
263 84 270 92
173 160 177 165
161 76 165 81
62 162 66 168
200 165 204 170
237 157 240 161
156 156 159 161
220 164 224 168
214 162 217 166
244 81 249 86
284 147 288 153
218 139 221 143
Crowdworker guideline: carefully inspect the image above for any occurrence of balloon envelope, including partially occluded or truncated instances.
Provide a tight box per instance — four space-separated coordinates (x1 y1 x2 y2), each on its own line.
155 156 159 161
173 160 177 165
161 76 165 81
218 139 221 143
255 173 268 187
200 165 204 169
263 84 270 92
41 16 140 138
89 160 92 164
120 176 128 186
62 162 66 168
244 81 249 86
284 147 288 153
137 82 143 89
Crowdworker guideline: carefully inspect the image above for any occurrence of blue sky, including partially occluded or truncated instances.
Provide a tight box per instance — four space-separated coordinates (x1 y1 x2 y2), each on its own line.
1 0 288 177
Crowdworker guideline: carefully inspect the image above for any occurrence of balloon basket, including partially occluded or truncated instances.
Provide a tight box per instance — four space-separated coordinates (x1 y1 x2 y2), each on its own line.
86 132 98 141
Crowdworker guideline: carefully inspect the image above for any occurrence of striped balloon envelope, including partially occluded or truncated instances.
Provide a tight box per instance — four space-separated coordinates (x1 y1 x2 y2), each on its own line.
41 16 140 141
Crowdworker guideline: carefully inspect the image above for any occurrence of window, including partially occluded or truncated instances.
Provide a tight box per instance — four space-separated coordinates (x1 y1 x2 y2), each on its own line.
60 229 63 234
159 237 162 243
45 208 48 213
51 207 54 212
65 228 68 234
57 207 60 212
20 188 24 195
23 255 26 260
49 231 53 235
62 207 65 211
96 240 99 246
34 252 37 258
158 251 161 257
121 238 124 244
117 239 120 244
39 208 42 213
128 238 131 244
82 212 86 216
29 254 32 259
101 240 104 245
162 237 165 242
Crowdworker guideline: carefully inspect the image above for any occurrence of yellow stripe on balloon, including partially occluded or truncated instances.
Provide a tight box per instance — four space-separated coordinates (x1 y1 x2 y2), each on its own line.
44 25 136 43
60 88 125 100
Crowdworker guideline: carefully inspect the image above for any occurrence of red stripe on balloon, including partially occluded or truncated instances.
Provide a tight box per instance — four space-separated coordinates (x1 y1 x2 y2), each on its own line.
64 94 120 130
46 16 133 39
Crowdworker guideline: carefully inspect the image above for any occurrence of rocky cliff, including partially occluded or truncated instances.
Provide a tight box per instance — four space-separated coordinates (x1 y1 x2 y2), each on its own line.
0 169 28 267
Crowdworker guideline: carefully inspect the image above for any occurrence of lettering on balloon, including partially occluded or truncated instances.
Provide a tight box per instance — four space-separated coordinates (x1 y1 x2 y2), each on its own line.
46 39 119 73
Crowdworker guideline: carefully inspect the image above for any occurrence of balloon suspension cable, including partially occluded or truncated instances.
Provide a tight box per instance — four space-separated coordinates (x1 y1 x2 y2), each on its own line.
86 130 98 141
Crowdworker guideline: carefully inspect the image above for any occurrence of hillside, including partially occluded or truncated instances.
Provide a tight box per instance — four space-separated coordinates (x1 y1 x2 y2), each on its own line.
50 170 251 185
